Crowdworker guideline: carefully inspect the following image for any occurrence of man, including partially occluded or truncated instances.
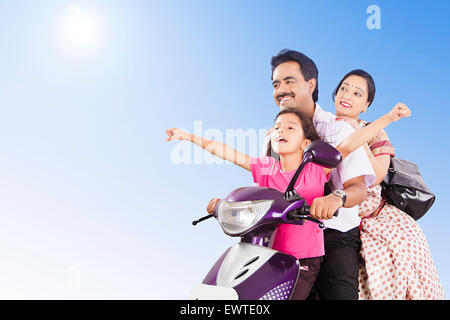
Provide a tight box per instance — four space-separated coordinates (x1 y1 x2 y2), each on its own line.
268 49 376 300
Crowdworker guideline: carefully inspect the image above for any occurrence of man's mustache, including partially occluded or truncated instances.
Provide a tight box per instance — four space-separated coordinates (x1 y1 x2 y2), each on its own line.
276 92 295 101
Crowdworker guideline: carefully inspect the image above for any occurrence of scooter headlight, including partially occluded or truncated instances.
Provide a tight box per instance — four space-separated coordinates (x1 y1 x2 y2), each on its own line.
217 199 274 235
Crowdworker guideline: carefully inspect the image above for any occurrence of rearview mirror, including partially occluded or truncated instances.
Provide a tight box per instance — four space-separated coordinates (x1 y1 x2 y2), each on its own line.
304 140 342 168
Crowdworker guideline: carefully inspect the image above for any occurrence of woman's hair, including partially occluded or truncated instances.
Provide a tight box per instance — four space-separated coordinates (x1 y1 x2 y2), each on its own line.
332 69 376 107
275 108 321 142
270 49 319 103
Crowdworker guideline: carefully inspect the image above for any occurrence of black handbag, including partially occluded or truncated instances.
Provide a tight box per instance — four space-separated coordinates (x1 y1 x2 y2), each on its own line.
380 157 435 220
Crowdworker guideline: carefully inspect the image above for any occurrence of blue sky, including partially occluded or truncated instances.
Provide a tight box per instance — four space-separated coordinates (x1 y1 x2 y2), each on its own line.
0 0 449 299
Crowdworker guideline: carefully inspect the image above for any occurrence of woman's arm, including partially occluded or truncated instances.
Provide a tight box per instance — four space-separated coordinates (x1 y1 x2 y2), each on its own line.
166 128 251 171
362 144 391 186
323 103 410 174
337 103 410 159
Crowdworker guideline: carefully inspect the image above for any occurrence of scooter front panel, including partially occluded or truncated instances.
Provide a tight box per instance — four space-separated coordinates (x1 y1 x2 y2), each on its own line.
215 243 277 289
234 251 299 300
208 243 299 300
202 247 232 286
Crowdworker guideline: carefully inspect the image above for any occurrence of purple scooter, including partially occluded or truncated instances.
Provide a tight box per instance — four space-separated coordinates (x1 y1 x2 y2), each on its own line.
189 140 342 300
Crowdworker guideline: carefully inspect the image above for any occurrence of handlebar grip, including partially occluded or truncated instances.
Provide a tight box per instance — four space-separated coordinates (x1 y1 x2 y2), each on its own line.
302 205 339 217
301 205 310 215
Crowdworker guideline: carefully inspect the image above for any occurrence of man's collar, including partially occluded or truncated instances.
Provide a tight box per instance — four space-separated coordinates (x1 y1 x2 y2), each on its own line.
313 103 329 124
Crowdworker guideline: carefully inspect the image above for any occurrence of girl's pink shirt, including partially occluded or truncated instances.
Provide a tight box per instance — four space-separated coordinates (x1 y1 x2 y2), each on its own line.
250 156 328 259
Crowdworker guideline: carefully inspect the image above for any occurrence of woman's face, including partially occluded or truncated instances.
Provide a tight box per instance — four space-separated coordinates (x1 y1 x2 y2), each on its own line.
271 113 309 155
334 75 370 119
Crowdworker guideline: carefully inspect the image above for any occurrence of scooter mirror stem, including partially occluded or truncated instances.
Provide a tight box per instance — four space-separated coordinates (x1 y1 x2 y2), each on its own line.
283 189 304 202
283 152 313 200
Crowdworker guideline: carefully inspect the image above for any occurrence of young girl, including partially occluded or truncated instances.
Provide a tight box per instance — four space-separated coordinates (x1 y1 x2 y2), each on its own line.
332 69 444 299
166 105 409 299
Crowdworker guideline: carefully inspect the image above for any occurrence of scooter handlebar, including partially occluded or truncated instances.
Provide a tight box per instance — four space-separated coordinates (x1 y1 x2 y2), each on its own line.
192 214 214 226
301 205 339 217
192 203 338 227
286 205 339 229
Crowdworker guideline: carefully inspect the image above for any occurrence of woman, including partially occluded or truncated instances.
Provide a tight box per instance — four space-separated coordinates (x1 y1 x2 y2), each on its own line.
332 69 445 299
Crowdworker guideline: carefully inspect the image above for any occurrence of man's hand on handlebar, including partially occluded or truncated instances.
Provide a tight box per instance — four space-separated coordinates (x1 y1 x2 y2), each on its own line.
310 193 343 220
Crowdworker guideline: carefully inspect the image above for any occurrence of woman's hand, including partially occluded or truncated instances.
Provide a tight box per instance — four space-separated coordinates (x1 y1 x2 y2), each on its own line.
387 103 411 122
165 128 192 142
207 198 221 215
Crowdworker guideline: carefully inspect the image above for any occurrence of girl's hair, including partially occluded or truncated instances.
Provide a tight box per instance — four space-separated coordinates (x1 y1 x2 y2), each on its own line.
275 108 321 142
332 69 376 107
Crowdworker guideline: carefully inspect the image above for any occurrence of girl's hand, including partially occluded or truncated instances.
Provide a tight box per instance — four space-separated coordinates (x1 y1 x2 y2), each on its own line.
387 103 411 122
207 198 221 215
165 128 191 142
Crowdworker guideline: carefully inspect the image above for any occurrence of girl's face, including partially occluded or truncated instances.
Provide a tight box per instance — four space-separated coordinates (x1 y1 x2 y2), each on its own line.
334 75 370 119
271 113 310 155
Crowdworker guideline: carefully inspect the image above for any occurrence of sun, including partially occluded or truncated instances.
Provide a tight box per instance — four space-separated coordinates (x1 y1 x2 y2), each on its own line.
63 5 100 48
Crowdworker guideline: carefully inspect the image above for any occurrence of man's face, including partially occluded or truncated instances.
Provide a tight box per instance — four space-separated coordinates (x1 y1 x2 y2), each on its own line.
272 61 315 112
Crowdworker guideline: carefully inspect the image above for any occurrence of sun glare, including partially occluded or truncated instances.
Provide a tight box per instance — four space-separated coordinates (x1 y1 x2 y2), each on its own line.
63 5 101 49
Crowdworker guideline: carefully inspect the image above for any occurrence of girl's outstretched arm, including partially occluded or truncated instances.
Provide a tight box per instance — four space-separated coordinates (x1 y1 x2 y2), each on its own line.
166 128 251 171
